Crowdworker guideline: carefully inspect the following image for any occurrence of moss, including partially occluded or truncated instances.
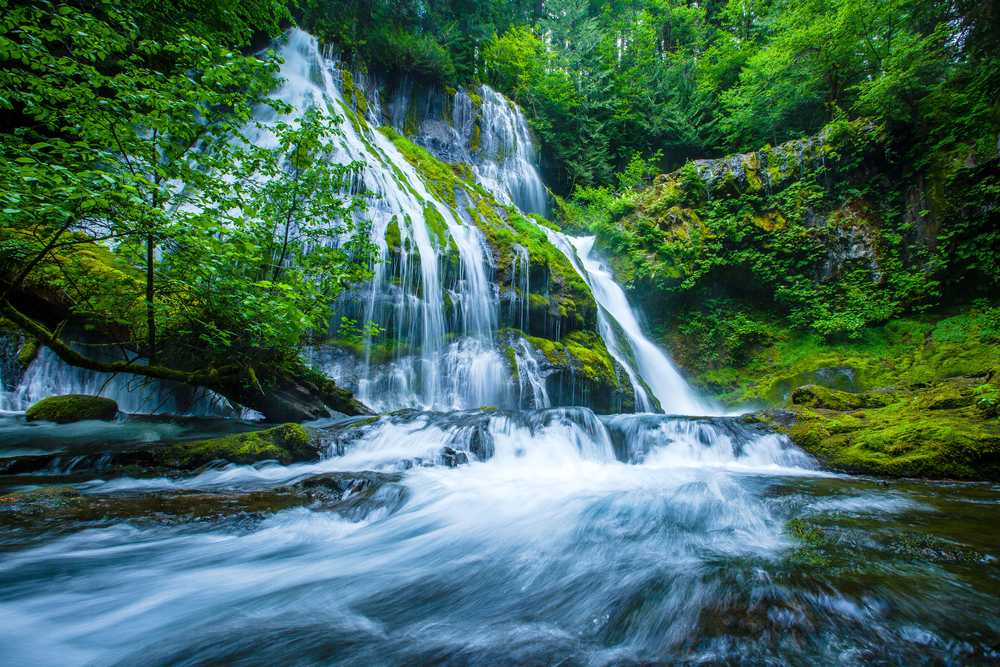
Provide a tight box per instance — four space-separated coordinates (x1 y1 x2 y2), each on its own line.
786 518 826 545
385 217 402 253
379 126 459 205
470 118 481 152
503 345 519 380
790 385 888 411
563 331 619 385
693 308 1000 410
25 394 119 424
771 375 1000 479
527 213 560 232
423 203 448 248
17 337 38 365
159 423 318 470
342 70 355 100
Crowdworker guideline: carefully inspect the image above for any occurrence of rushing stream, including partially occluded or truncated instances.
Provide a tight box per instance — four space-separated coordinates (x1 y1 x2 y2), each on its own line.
1 27 998 667
1 411 999 666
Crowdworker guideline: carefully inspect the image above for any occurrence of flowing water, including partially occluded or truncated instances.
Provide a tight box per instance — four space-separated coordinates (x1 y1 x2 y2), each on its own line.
1 28 998 665
1 410 998 666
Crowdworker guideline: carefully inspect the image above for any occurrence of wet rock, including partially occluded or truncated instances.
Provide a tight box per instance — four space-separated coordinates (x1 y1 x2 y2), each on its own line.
290 471 408 521
158 423 322 469
768 375 1000 480
25 394 119 424
290 471 401 500
441 446 469 467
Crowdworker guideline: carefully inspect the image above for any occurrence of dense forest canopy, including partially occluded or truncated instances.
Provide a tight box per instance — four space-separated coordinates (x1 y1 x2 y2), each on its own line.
297 0 999 192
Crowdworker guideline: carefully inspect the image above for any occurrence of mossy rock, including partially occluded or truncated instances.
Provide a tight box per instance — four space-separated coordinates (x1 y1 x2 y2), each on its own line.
773 376 1000 479
791 385 868 411
25 395 119 424
158 423 320 470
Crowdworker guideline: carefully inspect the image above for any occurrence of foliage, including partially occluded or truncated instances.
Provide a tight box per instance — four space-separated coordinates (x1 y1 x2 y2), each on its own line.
0 0 377 405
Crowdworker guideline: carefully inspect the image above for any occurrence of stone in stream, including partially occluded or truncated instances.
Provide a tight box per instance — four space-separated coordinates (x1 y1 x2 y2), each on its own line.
157 423 322 469
0 423 328 478
25 395 119 424
0 472 407 532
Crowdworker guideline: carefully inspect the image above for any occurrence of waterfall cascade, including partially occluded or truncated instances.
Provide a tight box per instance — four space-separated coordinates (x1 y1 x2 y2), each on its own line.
0 29 706 417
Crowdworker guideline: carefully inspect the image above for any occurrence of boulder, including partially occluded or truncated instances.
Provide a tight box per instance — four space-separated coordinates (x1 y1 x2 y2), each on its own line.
158 423 322 469
25 394 119 424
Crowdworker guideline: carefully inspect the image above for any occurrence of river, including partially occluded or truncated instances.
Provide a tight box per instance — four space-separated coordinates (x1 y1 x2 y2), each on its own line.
1 409 998 665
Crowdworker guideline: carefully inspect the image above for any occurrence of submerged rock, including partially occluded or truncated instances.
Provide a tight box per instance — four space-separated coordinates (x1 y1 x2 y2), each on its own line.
751 372 1000 479
25 395 119 424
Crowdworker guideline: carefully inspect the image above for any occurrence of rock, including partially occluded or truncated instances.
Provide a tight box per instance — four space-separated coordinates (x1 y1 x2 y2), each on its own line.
158 423 322 469
24 394 119 424
772 376 1000 480
289 471 408 520
442 446 469 467
790 385 867 411
221 360 375 422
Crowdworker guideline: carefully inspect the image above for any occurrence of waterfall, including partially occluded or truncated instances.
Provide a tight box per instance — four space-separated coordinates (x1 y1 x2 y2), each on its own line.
0 345 239 416
262 30 510 413
0 28 706 418
540 231 712 415
469 87 549 217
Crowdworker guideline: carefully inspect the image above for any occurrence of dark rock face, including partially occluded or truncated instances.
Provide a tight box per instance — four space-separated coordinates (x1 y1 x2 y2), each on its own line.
25 394 119 424
218 359 375 422
0 331 28 392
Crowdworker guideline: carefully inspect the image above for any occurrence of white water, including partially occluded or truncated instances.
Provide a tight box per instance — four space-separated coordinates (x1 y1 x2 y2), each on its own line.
8 408 995 666
570 236 711 416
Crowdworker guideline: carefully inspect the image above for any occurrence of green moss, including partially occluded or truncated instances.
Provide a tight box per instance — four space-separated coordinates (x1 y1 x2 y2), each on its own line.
772 375 1000 479
159 423 318 469
791 385 887 411
503 345 519 380
423 203 448 248
17 337 38 365
342 70 368 115
563 330 618 385
25 394 119 424
787 518 826 545
378 126 459 205
470 119 481 152
385 217 402 253
527 213 560 232
695 308 1000 410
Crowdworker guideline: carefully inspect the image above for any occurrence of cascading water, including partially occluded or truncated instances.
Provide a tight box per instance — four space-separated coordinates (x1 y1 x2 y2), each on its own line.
469 87 549 217
569 236 711 416
538 229 711 415
4 405 998 666
0 28 703 418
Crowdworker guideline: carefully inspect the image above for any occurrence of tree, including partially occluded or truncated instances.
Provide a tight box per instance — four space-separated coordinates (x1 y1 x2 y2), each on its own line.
0 0 377 417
